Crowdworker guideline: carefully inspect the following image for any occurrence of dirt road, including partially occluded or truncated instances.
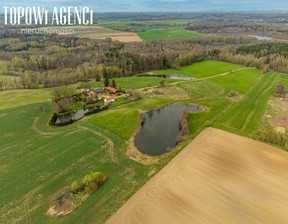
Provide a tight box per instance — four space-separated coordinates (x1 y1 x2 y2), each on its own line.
107 128 288 224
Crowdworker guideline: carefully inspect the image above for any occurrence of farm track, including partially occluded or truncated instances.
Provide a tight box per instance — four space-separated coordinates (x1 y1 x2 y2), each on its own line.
32 117 63 136
210 101 235 125
78 125 118 164
241 87 272 130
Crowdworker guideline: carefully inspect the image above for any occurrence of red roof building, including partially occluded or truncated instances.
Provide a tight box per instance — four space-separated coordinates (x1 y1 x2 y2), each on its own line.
89 91 96 98
105 87 118 94
104 96 115 105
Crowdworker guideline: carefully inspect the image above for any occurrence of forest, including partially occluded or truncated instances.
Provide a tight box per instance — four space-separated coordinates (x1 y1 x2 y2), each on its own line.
2 12 288 90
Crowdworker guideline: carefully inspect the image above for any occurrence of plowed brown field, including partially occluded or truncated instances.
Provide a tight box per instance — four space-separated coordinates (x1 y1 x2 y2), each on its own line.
107 128 288 224
80 32 142 42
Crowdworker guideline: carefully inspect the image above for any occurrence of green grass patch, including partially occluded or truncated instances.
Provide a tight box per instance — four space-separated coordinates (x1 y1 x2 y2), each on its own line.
213 72 277 137
210 69 260 94
180 60 245 78
113 76 182 89
137 26 203 41
153 60 245 78
98 19 197 32
0 88 52 110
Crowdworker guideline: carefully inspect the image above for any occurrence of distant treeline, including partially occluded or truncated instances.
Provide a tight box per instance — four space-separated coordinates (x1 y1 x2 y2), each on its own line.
0 32 212 89
1 29 288 90
186 22 288 40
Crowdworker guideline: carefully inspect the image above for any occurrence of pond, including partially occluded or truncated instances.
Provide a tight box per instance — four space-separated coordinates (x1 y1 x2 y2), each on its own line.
251 35 272 41
134 103 203 156
139 74 195 80
54 106 104 124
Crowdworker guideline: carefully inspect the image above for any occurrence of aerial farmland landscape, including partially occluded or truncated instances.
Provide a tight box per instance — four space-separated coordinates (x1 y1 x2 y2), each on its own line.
1 1 288 224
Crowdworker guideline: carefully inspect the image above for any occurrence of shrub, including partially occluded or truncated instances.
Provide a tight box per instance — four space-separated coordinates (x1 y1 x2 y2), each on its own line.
275 84 287 98
71 171 106 196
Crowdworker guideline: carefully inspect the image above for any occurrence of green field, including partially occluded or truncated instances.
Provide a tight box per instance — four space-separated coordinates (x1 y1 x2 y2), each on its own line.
97 19 203 42
213 72 277 137
0 103 150 223
137 26 203 41
98 19 197 32
0 89 52 110
113 76 183 89
153 60 245 78
1 60 287 223
210 69 260 94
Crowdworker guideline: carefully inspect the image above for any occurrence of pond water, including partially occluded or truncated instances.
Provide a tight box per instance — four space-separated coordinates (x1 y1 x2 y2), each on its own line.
54 107 102 124
252 35 272 41
139 74 195 80
134 104 203 156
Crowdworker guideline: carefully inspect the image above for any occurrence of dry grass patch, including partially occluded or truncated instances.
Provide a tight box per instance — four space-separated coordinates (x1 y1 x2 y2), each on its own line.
143 86 190 100
268 98 288 130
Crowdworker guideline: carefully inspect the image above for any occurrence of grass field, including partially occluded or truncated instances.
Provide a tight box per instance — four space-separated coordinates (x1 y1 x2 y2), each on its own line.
210 69 260 94
0 89 52 110
113 76 183 89
98 19 197 32
213 72 277 137
153 60 245 78
137 26 203 41
0 103 150 223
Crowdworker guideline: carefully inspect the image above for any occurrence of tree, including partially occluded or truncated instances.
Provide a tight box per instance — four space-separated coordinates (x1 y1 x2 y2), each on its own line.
275 84 286 98
104 78 109 87
52 98 73 114
112 79 116 88
71 181 80 193
51 86 67 99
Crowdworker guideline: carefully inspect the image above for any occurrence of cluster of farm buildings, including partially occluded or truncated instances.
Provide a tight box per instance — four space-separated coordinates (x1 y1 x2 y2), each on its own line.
87 87 119 105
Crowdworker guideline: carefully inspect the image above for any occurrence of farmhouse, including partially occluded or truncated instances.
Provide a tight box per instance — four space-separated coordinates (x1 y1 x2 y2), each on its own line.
105 87 119 94
104 96 115 105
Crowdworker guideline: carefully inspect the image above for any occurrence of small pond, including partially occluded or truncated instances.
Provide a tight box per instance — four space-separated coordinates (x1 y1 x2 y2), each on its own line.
54 106 104 124
134 103 203 156
139 74 195 80
252 35 272 41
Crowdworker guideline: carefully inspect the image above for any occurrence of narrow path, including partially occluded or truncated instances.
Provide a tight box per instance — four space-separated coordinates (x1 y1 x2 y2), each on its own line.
241 87 272 130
